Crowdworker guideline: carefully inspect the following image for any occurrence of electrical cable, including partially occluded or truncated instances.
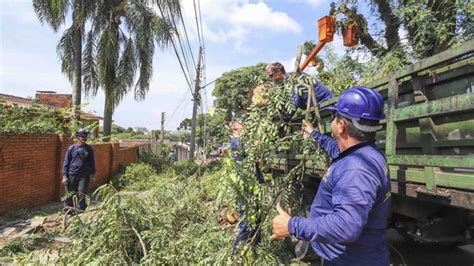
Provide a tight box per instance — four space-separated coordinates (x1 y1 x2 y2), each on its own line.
156 2 195 95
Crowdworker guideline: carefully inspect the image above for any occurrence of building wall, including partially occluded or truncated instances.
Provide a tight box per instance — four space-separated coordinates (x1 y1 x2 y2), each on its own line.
0 133 137 214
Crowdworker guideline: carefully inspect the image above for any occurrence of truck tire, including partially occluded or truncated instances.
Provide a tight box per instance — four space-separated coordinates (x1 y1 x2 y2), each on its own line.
285 180 319 261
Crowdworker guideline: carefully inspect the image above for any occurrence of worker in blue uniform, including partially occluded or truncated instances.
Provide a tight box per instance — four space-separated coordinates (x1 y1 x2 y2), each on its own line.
271 86 391 266
229 120 265 253
62 128 96 211
266 61 335 107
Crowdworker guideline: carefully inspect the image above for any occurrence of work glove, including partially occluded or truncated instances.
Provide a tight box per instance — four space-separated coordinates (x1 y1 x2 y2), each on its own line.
62 176 69 186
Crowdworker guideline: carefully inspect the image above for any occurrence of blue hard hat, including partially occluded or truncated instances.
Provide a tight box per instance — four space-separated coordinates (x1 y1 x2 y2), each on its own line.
325 86 385 132
75 128 89 138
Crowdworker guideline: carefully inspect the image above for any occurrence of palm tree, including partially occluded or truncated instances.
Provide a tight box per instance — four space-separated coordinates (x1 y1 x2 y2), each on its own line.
82 0 179 140
33 0 96 124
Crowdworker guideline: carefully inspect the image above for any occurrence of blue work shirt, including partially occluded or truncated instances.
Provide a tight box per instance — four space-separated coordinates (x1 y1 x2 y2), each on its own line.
289 131 391 266
63 144 96 177
292 80 335 109
230 137 265 184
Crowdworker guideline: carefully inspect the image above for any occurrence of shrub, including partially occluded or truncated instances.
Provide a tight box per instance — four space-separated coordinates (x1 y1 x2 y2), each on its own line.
173 161 199 177
139 152 172 173
119 163 157 190
202 159 223 174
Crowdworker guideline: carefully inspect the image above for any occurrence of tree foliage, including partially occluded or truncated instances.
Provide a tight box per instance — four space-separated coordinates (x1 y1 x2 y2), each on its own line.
333 0 473 60
33 0 97 122
80 0 179 140
212 63 269 122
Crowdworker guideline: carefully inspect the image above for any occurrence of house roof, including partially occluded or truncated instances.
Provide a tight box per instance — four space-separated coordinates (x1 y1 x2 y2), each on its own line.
0 93 37 108
0 93 103 120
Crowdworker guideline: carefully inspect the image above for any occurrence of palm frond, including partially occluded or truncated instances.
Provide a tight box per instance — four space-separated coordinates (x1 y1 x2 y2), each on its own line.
156 0 181 18
134 24 154 100
153 16 175 48
97 24 119 97
83 30 99 97
56 26 75 81
32 0 68 32
115 37 137 106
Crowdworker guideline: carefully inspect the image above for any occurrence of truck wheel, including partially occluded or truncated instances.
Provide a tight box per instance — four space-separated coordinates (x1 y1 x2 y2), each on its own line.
395 228 461 249
285 181 319 261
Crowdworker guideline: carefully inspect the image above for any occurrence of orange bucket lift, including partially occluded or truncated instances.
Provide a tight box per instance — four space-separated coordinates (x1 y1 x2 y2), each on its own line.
343 23 358 47
300 15 358 71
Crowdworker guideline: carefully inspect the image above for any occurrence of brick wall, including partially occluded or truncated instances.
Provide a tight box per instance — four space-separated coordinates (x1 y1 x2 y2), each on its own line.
119 139 151 148
0 133 137 214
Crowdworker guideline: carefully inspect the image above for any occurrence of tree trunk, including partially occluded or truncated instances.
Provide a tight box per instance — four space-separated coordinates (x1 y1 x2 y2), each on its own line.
71 11 83 126
103 91 114 142
373 0 405 60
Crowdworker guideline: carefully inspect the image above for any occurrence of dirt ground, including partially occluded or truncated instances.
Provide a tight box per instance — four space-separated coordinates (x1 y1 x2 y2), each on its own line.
0 201 97 263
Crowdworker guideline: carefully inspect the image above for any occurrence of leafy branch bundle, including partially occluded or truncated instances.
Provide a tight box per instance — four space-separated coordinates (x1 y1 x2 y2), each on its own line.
225 74 328 253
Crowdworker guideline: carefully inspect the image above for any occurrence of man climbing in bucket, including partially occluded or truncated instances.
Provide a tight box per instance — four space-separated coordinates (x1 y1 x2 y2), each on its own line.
62 128 96 212
270 86 391 266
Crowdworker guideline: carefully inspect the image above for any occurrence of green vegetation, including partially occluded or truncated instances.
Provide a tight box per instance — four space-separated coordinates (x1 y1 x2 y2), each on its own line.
0 159 293 264
118 162 158 191
213 63 269 122
59 162 292 264
0 104 72 134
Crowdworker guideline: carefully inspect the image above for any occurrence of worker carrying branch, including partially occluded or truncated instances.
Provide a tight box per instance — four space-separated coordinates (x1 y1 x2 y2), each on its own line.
266 62 335 108
271 87 391 266
62 129 96 212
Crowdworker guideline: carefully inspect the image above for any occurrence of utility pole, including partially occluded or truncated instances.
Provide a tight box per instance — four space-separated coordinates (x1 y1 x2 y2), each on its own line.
160 112 165 144
190 46 202 161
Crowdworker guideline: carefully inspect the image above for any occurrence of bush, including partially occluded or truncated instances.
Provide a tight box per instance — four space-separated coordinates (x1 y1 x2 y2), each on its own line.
202 159 223 174
173 161 199 177
139 152 172 173
0 104 72 134
119 162 157 190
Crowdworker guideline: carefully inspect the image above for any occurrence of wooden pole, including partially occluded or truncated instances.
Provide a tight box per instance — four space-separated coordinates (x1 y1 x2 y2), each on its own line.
160 112 165 144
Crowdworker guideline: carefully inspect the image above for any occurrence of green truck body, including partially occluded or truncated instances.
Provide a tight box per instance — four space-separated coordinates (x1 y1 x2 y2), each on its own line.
273 40 474 246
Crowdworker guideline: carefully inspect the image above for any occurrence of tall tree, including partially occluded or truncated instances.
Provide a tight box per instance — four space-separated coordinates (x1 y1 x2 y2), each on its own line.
82 0 179 140
213 63 268 123
335 0 473 60
33 0 96 124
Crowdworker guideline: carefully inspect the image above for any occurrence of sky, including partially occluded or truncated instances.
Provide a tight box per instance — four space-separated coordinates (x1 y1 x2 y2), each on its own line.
0 0 350 131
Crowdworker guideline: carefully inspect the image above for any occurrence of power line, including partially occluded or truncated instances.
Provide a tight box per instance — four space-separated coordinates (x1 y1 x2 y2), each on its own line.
164 89 191 128
198 0 205 46
193 0 203 46
177 6 197 69
170 12 196 83
156 2 194 95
